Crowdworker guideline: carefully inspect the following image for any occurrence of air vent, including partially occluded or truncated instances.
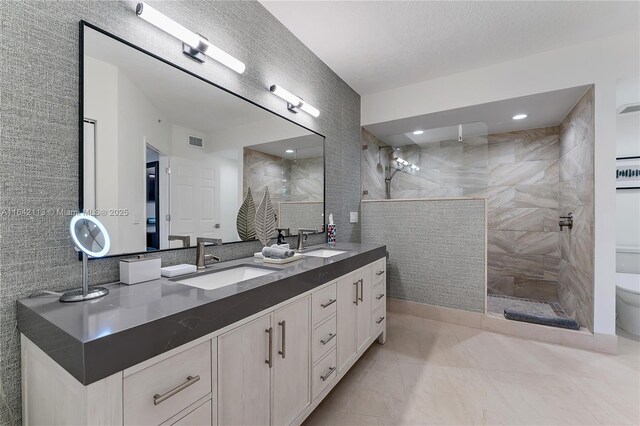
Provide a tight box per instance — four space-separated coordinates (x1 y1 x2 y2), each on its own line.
618 104 640 115
188 135 203 149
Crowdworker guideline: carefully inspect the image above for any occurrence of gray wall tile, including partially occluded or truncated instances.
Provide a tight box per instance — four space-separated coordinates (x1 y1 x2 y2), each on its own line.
361 200 486 313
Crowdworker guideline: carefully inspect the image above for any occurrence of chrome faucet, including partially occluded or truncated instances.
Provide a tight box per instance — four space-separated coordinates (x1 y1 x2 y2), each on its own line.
196 237 222 270
297 229 317 251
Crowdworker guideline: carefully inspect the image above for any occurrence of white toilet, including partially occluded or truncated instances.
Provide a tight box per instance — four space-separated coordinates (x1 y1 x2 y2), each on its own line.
616 273 640 336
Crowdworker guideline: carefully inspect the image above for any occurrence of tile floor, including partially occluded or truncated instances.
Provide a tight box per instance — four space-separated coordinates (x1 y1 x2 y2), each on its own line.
304 312 640 426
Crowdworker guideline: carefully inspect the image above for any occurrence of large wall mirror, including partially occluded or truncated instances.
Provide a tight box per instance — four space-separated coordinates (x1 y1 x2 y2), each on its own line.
81 23 325 256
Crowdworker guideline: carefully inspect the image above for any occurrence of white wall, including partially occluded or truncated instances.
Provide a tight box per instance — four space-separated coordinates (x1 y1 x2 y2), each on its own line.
207 117 311 153
83 56 120 253
362 31 640 335
616 77 640 255
117 71 171 254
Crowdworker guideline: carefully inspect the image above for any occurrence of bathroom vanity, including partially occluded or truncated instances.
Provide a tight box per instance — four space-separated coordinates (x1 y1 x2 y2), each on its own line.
17 243 387 425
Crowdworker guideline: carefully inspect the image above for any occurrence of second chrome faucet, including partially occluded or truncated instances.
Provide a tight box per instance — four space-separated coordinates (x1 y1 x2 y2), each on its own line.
196 237 222 269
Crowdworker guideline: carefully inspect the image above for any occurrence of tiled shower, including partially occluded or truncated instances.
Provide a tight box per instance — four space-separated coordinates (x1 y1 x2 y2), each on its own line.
362 87 595 330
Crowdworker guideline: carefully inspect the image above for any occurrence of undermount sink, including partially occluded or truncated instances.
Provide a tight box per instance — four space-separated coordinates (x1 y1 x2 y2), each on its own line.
176 265 276 290
303 249 347 258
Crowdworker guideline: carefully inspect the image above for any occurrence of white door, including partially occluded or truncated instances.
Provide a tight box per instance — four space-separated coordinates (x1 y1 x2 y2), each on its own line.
169 156 220 246
337 272 358 372
273 296 311 425
356 267 373 352
218 313 272 426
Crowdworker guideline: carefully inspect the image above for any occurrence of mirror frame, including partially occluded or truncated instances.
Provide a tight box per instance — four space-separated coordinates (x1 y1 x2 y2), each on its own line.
78 21 326 258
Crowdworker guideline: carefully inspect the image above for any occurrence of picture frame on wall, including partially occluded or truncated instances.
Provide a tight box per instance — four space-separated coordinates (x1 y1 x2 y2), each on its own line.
616 156 640 190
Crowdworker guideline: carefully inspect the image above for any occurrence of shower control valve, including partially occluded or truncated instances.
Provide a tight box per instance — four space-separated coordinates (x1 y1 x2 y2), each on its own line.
559 213 573 231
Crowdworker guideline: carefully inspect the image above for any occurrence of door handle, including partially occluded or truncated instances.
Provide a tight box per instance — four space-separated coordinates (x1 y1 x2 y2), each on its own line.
153 375 200 405
353 281 359 305
376 316 385 324
359 279 364 302
278 320 286 359
265 327 273 368
376 270 384 276
376 293 385 300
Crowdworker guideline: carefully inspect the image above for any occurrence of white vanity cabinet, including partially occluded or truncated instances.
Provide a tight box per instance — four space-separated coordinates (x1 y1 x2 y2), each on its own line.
336 265 375 372
217 296 310 426
21 255 386 426
273 297 311 426
217 313 272 426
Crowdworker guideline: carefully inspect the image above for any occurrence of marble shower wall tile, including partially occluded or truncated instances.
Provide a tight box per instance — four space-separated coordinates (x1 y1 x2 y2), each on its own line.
514 231 561 256
513 278 559 301
515 134 560 162
488 253 545 280
360 125 585 306
361 128 389 200
489 160 559 186
489 208 546 231
515 185 559 209
557 87 595 331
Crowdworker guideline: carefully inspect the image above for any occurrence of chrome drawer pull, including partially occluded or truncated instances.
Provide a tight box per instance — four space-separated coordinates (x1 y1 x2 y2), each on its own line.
321 366 336 381
353 282 359 305
153 375 200 405
376 316 385 324
265 327 273 368
376 270 385 276
376 293 385 300
358 279 364 302
321 299 336 308
321 333 336 345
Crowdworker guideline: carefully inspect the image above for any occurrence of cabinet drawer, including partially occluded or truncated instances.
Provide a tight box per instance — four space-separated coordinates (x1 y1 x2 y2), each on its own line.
312 315 337 364
312 348 337 400
124 341 212 426
168 399 211 426
372 259 386 284
372 304 386 333
372 280 385 311
312 282 337 325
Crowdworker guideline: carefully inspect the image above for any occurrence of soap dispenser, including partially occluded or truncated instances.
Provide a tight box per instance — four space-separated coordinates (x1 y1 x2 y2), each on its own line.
327 214 336 244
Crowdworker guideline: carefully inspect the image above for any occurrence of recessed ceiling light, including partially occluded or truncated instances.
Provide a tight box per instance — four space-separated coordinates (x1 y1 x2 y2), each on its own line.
512 114 527 120
285 149 295 153
413 130 424 135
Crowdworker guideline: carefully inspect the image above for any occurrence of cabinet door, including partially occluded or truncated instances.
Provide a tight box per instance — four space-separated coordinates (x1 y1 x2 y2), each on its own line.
336 272 358 372
218 313 272 426
273 296 311 425
356 266 373 352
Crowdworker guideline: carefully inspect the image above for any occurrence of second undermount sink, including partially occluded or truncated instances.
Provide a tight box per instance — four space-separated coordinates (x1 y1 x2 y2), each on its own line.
303 249 347 258
176 265 277 291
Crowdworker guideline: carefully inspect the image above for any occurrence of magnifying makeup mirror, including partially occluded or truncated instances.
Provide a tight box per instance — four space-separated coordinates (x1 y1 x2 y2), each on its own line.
59 213 111 302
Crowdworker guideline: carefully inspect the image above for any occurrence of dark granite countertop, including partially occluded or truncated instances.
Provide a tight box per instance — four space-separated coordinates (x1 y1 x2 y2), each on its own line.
17 242 386 385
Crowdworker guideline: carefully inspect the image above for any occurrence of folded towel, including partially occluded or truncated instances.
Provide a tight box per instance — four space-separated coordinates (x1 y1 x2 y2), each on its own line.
262 246 295 259
271 243 290 250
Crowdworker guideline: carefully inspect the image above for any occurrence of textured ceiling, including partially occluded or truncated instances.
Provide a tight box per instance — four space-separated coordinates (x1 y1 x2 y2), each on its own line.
260 1 640 95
